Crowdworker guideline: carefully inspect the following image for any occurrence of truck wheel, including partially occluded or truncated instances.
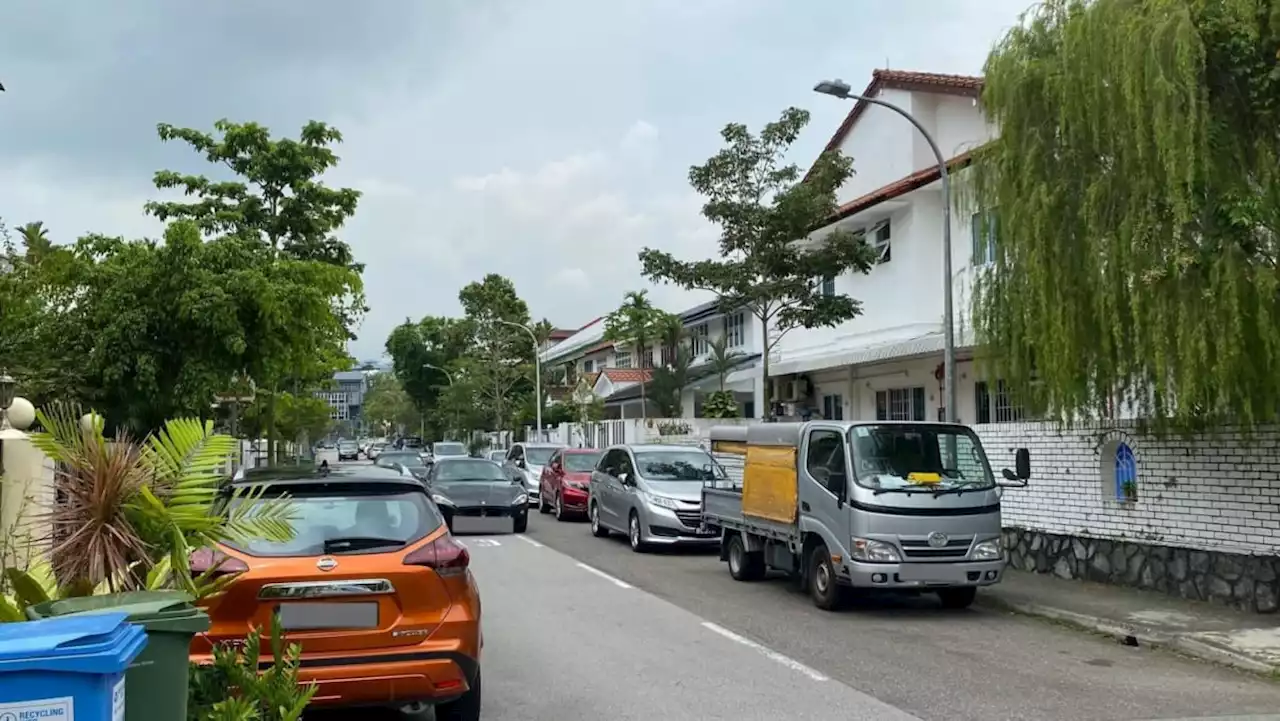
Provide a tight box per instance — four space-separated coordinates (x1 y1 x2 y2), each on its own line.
937 587 977 609
726 534 765 582
590 502 610 537
808 545 846 611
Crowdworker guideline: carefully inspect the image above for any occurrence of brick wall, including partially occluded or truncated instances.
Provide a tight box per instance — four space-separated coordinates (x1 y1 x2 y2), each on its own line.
976 421 1280 556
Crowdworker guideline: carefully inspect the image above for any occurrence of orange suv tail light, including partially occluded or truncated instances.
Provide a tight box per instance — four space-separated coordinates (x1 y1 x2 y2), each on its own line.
403 535 470 578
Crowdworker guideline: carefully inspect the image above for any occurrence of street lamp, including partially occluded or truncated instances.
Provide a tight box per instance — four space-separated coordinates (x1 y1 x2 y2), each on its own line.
494 320 543 439
423 363 457 440
813 78 957 423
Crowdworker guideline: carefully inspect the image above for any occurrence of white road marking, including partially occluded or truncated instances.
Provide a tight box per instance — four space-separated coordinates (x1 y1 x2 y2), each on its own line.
516 535 545 548
700 621 829 682
575 562 633 589
465 538 502 547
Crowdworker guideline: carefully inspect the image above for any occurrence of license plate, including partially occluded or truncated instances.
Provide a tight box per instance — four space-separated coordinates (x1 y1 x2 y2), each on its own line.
277 602 378 630
897 565 966 583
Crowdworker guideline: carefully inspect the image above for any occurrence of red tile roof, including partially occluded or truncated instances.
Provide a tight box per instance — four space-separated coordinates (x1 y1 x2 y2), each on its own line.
598 368 652 384
827 149 976 224
808 69 984 181
548 328 575 341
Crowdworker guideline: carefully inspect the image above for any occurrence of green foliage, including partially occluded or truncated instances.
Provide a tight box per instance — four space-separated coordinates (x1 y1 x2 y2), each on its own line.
702 390 741 419
25 403 295 597
971 0 1280 431
603 290 677 416
385 315 472 435
187 613 315 721
707 334 746 391
361 373 421 435
459 274 537 431
649 341 693 417
639 107 875 399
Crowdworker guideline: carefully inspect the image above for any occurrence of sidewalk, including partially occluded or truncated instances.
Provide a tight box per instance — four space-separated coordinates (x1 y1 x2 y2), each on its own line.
978 569 1280 675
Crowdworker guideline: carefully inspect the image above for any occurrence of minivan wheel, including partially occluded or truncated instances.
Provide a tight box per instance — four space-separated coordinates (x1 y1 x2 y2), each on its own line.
628 512 648 553
433 669 481 721
590 502 609 537
726 534 765 582
808 545 845 611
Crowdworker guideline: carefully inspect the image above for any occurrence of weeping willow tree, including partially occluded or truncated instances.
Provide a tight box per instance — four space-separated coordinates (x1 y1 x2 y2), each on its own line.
970 0 1280 433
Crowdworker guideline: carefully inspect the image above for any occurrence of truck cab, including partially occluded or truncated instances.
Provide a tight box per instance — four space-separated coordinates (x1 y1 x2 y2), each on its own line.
703 421 1030 610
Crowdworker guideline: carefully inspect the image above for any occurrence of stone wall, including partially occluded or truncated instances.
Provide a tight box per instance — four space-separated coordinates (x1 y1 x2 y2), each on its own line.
1002 527 1279 613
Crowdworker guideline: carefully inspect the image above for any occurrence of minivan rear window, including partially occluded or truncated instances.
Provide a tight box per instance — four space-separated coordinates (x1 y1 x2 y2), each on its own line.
225 483 443 557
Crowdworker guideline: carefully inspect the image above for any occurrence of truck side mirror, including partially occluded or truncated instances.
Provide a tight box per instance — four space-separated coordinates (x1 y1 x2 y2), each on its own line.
1015 448 1031 479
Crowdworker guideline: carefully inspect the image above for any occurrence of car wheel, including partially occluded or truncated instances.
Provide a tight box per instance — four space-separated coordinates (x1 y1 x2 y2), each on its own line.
628 512 648 553
808 544 845 611
539 493 552 514
590 502 609 538
554 493 568 522
513 512 528 534
937 587 977 609
434 668 481 721
726 534 766 582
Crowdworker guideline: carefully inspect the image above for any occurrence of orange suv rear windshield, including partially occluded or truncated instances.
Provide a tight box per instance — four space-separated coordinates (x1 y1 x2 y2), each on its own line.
225 482 444 557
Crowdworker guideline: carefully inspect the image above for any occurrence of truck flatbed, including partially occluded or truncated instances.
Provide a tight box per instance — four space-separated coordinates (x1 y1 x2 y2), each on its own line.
702 487 798 544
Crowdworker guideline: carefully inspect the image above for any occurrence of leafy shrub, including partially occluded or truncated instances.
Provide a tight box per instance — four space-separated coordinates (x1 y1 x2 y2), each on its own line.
702 391 740 419
187 613 315 721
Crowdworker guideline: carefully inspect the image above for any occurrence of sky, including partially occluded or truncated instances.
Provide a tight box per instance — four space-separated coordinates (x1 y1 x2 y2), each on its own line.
0 0 1033 361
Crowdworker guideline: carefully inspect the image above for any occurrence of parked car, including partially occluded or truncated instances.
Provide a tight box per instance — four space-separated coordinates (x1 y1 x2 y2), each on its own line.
425 457 529 533
485 449 506 462
337 441 360 461
589 443 724 552
399 436 425 451
375 451 429 481
432 441 469 460
366 442 387 461
501 442 566 507
539 448 602 521
191 464 482 717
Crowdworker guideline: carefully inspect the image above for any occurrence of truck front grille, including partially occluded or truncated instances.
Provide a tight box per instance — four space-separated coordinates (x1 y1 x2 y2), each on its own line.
899 537 972 559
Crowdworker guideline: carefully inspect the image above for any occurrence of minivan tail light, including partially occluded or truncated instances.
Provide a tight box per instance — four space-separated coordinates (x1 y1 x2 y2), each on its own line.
189 547 250 576
403 534 470 577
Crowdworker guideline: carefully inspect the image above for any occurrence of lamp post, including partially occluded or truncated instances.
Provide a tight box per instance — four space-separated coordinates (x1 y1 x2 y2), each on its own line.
813 78 957 423
423 363 457 440
494 320 543 440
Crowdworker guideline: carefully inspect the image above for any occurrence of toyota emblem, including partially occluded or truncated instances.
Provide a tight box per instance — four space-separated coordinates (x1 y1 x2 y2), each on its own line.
316 556 338 572
927 532 949 548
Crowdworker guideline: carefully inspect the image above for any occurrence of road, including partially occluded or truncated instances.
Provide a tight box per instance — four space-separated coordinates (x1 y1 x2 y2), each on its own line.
324 458 1280 720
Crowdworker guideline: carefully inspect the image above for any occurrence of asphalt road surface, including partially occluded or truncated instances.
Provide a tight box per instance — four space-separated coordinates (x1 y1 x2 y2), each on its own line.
322 457 1280 720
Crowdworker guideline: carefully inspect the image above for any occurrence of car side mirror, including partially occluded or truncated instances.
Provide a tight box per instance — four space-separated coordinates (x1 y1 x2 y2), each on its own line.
618 472 631 485
516 459 526 469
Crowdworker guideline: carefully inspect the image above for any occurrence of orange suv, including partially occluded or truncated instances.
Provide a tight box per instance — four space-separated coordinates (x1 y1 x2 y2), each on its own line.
191 465 483 719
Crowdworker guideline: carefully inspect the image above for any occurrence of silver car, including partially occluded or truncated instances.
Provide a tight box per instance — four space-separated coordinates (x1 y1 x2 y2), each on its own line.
502 442 566 507
588 444 725 552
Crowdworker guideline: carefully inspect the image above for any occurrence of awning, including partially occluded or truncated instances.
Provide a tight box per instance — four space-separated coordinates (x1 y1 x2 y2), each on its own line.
770 332 952 377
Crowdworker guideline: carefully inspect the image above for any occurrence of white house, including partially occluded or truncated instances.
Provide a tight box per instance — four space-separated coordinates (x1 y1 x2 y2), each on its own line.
767 68 1280 614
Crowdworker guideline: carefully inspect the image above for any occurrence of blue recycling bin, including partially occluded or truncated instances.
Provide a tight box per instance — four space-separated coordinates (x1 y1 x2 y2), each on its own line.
0 612 147 721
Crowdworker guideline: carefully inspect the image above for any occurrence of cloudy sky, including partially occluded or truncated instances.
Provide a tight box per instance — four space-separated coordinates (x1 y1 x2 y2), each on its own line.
0 0 1031 361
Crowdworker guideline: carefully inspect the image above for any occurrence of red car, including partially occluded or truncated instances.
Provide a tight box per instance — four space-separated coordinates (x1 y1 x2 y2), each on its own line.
538 448 603 520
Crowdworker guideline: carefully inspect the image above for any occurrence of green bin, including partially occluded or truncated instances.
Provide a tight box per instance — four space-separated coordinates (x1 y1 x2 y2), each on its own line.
25 590 210 721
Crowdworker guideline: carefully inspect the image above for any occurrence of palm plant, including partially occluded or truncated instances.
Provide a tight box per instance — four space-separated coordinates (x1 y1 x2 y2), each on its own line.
603 290 675 420
703 335 746 419
14 402 296 605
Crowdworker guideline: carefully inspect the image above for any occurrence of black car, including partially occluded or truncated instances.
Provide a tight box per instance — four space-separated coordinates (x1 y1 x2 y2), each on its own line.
426 458 529 533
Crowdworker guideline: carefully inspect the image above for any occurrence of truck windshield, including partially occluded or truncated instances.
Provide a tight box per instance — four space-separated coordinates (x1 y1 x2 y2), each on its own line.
847 424 994 492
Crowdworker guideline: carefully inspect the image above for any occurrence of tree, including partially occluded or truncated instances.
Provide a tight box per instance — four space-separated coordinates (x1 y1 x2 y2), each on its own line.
639 107 875 417
385 315 470 436
145 120 365 461
647 314 693 417
458 274 534 432
361 373 420 435
970 0 1280 431
602 290 675 419
17 222 53 265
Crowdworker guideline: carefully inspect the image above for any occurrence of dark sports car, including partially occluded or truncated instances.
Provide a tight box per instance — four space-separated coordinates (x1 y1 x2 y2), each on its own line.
426 458 529 533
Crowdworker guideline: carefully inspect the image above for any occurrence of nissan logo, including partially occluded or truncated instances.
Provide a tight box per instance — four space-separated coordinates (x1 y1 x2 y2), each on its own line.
927 532 949 548
316 556 338 572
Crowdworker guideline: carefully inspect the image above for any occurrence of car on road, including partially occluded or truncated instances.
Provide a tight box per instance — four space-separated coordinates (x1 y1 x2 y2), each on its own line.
192 465 483 718
337 441 360 461
375 451 430 481
485 449 506 462
589 444 725 552
366 442 387 461
539 448 602 521
501 442 565 507
432 441 469 461
425 457 529 533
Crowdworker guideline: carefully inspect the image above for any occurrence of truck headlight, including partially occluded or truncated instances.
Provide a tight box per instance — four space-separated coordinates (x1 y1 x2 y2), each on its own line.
971 538 1003 560
850 538 902 563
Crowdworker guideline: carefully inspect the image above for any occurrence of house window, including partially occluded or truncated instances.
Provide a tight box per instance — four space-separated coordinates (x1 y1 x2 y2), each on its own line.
690 324 709 356
974 380 1025 424
874 387 925 421
971 210 997 265
1100 439 1139 501
820 276 835 297
725 313 745 347
871 219 891 264
822 394 844 421
615 351 632 369
583 359 594 373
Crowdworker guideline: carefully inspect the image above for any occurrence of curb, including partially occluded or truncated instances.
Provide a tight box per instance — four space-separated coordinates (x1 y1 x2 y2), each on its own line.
976 594 1278 676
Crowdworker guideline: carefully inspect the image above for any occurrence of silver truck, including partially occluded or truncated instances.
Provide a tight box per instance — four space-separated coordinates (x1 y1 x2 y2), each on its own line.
702 421 1029 610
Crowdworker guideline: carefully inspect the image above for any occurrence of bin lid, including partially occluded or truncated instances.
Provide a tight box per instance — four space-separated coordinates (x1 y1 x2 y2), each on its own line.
0 612 148 675
26 590 210 635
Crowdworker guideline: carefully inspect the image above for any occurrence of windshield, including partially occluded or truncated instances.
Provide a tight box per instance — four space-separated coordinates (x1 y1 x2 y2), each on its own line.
433 443 467 456
525 448 557 465
224 485 442 557
435 460 508 482
563 452 602 472
377 453 425 470
848 424 994 491
634 450 724 481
